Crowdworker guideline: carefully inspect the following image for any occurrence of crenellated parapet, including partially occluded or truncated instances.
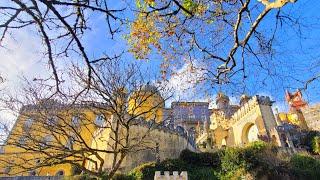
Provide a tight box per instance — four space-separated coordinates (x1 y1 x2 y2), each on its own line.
154 171 188 180
231 95 273 122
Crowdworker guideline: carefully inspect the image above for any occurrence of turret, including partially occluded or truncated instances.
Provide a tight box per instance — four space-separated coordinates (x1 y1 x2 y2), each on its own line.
216 92 230 109
240 94 251 106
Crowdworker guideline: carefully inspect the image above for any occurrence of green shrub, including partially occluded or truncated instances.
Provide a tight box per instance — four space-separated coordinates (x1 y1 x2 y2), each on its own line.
246 141 268 151
215 141 270 180
290 153 320 179
69 174 97 180
129 162 157 180
299 130 319 152
179 149 220 167
129 159 218 180
216 147 247 180
127 143 320 180
111 173 134 180
311 136 320 154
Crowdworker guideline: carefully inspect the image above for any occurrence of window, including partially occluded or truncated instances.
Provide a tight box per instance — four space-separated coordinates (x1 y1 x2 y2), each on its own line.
71 116 81 128
189 114 195 119
29 170 36 176
65 136 75 150
95 114 105 127
18 136 27 145
40 135 53 148
56 170 64 176
47 116 58 126
0 146 4 154
24 118 34 130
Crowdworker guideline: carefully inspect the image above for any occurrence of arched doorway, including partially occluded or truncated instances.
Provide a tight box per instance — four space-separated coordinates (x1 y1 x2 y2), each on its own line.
242 123 259 145
221 137 227 147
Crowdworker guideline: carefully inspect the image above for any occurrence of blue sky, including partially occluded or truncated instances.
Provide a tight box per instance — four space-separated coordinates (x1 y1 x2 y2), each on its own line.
0 0 319 144
79 0 320 110
0 0 320 114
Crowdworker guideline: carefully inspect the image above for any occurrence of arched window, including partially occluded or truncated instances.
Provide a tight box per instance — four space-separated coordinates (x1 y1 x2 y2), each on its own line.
95 114 105 127
65 135 75 150
71 116 81 128
176 126 185 134
221 138 227 146
24 118 34 131
56 170 64 176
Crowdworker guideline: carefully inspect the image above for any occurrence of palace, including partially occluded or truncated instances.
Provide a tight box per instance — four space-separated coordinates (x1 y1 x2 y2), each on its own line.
0 88 317 177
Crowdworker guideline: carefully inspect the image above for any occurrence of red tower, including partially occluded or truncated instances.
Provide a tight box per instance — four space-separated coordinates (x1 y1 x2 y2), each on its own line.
285 89 308 112
284 90 309 129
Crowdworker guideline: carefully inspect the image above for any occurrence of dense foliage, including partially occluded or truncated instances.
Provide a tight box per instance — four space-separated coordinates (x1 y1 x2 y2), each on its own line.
290 153 320 179
311 136 320 155
128 159 217 180
73 141 320 180
298 130 320 154
179 149 220 167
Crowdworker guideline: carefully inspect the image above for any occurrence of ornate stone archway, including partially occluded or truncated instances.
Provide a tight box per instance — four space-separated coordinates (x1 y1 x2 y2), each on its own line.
241 122 259 145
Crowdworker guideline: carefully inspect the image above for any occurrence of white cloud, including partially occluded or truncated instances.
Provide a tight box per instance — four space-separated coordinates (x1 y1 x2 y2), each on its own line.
158 60 245 108
159 60 208 105
0 29 47 130
0 29 46 88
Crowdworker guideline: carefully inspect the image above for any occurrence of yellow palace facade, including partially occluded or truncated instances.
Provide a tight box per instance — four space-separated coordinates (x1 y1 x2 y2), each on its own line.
0 86 165 177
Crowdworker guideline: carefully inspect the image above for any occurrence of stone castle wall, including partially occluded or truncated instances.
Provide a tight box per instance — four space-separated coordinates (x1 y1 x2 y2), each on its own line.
122 125 195 172
91 118 196 172
302 104 320 131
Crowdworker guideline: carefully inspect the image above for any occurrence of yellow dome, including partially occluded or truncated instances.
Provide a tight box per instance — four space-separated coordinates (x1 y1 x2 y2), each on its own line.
128 85 164 123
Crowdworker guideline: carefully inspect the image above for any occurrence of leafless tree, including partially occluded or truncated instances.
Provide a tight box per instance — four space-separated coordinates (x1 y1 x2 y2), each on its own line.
0 59 172 178
0 0 125 93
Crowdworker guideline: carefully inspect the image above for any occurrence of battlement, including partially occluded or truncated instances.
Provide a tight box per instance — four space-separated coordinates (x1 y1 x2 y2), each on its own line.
231 95 273 121
20 101 110 113
154 171 188 180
